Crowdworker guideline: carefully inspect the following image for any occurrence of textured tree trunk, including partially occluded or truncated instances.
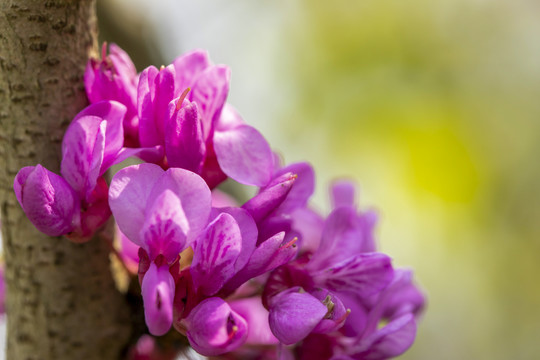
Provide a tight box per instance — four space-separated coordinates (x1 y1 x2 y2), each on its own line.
0 1 130 359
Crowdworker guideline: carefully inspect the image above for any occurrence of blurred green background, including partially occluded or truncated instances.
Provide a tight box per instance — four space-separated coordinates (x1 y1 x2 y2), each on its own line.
101 0 540 358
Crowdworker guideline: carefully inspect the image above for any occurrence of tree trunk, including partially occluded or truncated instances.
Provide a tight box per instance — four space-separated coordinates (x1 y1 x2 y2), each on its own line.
0 1 130 359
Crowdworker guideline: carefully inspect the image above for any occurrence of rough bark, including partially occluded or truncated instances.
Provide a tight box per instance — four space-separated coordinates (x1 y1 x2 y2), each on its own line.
0 1 131 359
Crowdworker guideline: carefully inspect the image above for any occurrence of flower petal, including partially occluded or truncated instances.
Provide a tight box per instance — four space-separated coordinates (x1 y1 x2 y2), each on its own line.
215 103 245 132
214 124 274 186
109 163 164 246
172 49 210 90
72 100 127 172
140 189 189 263
224 232 297 294
309 206 366 269
137 66 160 146
190 65 230 139
14 165 80 237
242 172 296 223
330 180 357 209
268 288 328 345
141 263 175 336
352 314 417 360
191 213 242 296
60 115 101 197
271 162 315 214
148 167 212 244
138 65 177 148
165 99 205 173
312 253 394 298
310 289 349 334
186 297 247 356
211 207 257 272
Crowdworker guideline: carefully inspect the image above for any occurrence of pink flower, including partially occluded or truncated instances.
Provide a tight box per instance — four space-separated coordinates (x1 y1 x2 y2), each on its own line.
137 50 275 188
85 43 139 146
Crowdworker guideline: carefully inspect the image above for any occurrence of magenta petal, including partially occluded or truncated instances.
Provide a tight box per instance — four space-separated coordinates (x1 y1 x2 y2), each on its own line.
140 189 189 263
148 168 212 244
141 263 175 336
13 166 34 205
109 163 164 246
242 172 296 223
312 253 394 298
268 288 328 345
190 65 230 139
153 65 176 140
309 206 366 269
215 103 245 132
85 121 106 201
137 66 159 146
165 99 205 172
14 165 80 237
85 45 137 116
108 43 138 85
272 162 315 214
331 180 357 209
310 289 349 334
354 314 417 360
290 207 324 254
137 65 177 148
172 49 210 90
186 297 247 356
61 115 100 197
72 101 127 167
339 292 369 337
214 124 274 186
376 269 425 320
191 213 242 296
61 100 127 202
229 297 279 345
211 207 257 272
224 231 297 295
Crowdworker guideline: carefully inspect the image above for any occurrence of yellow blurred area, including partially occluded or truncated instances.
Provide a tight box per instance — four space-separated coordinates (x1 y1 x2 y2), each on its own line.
102 0 540 358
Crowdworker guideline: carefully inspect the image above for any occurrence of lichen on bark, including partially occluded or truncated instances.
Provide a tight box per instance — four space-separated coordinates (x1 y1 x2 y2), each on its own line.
0 1 131 359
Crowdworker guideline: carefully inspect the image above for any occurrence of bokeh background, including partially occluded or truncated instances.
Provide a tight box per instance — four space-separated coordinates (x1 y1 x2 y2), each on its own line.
98 0 540 358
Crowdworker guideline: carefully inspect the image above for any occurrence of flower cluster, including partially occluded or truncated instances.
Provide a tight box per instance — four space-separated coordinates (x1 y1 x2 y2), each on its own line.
14 43 425 359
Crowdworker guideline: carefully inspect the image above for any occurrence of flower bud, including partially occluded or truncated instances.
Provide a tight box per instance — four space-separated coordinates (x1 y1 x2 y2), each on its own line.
14 165 80 237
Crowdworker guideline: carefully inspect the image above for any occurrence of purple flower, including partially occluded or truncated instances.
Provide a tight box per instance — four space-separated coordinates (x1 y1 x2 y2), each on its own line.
276 181 425 360
340 270 425 359
14 165 81 237
185 297 248 356
109 163 212 335
109 163 211 262
261 180 395 347
59 100 134 239
85 43 139 146
14 100 134 240
136 50 275 188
